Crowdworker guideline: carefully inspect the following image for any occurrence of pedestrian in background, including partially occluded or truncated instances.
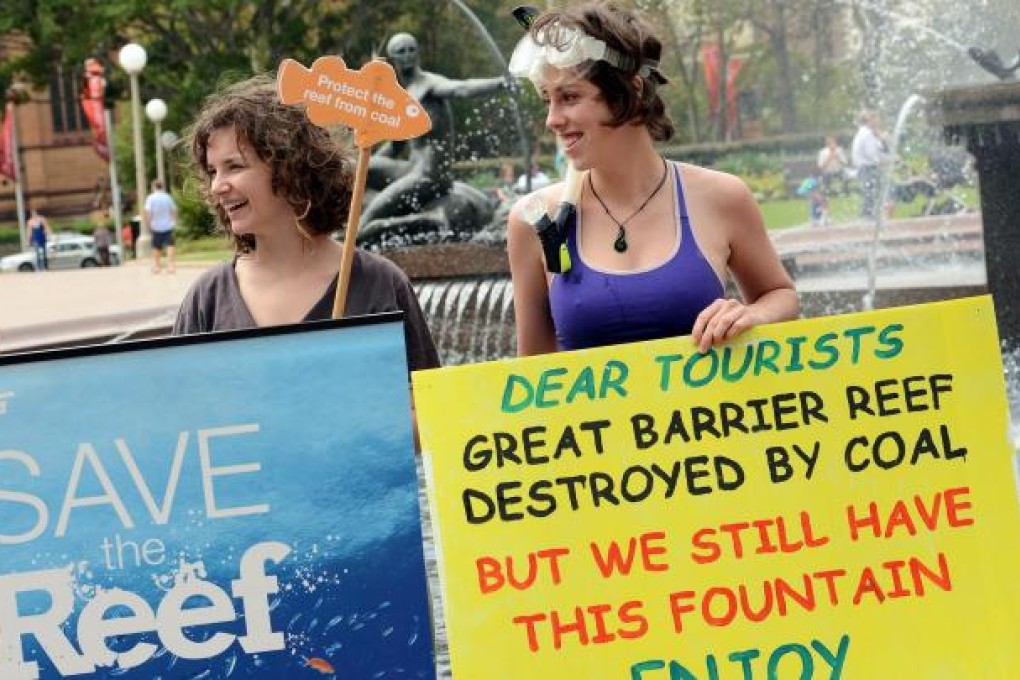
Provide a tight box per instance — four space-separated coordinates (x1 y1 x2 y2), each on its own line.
93 216 112 266
144 179 178 273
27 204 50 271
796 176 829 227
515 162 551 192
495 161 517 203
817 134 849 196
122 222 135 260
851 111 892 219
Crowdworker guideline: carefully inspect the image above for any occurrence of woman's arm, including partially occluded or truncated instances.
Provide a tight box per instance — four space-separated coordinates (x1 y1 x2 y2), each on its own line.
691 174 799 352
507 197 558 356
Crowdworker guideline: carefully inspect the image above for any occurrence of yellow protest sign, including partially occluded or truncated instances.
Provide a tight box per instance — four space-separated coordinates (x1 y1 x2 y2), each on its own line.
413 296 1020 678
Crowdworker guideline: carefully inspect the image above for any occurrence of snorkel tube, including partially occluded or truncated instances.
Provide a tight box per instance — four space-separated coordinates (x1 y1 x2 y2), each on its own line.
511 5 580 274
519 194 559 271
518 157 580 274
550 159 582 273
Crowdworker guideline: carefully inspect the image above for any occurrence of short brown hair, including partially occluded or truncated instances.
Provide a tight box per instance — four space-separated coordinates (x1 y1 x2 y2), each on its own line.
532 2 674 142
186 74 354 246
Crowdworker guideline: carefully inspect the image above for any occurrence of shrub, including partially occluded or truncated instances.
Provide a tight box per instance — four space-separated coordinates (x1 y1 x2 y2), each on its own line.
174 181 218 241
746 171 787 202
713 151 783 177
0 227 19 246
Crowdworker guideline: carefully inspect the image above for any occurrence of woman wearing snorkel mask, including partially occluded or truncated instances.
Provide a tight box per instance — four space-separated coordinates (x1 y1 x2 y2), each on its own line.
507 2 798 356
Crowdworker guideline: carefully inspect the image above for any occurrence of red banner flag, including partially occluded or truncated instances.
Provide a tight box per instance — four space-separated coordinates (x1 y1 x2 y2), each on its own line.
701 42 744 137
80 58 110 162
701 42 721 117
725 56 744 135
0 101 15 181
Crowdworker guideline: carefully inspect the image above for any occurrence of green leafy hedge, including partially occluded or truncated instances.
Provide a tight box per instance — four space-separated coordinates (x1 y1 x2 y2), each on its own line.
174 183 218 241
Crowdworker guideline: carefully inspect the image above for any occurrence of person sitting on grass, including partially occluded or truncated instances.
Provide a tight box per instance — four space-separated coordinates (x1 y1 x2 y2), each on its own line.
796 176 829 227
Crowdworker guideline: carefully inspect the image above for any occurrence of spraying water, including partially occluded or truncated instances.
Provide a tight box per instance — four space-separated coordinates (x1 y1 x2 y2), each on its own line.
861 93 926 310
839 0 971 56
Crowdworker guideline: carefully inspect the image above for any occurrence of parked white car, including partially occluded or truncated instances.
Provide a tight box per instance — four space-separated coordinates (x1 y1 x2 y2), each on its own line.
0 233 121 273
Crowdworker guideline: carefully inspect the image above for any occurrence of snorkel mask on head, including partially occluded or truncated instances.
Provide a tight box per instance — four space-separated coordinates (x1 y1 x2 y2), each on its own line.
508 20 659 87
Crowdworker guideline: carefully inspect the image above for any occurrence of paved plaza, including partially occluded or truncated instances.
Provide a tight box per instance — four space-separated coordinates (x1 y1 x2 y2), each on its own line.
0 260 211 352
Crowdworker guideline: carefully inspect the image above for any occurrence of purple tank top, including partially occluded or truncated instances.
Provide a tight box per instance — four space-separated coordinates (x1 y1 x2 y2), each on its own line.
550 163 725 351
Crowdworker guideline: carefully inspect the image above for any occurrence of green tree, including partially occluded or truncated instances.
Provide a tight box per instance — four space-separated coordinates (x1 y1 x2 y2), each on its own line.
748 0 800 134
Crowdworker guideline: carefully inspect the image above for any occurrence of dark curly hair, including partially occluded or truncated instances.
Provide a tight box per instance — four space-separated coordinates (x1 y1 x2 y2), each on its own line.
185 74 355 250
531 2 675 142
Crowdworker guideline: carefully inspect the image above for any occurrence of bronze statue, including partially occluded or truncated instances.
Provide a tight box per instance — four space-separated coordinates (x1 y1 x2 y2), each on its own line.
359 32 509 245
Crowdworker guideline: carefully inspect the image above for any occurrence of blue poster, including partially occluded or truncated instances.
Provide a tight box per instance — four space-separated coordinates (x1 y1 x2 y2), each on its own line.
0 316 435 679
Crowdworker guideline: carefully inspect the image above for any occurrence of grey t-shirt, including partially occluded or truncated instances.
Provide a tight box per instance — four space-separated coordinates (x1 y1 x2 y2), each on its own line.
173 250 440 372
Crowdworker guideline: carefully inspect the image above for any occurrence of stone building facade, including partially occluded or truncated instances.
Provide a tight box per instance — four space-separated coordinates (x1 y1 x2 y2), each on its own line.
1 35 110 220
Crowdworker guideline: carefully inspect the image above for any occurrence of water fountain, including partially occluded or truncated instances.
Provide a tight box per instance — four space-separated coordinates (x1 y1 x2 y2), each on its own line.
9 5 1001 377
862 93 927 311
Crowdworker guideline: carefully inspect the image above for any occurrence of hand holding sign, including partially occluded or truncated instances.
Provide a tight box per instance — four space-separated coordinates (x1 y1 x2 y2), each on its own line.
277 56 432 317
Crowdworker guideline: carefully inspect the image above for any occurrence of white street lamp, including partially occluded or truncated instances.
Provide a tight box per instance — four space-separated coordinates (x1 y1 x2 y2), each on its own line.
5 85 29 251
145 98 167 188
160 130 179 149
160 130 179 191
118 43 150 257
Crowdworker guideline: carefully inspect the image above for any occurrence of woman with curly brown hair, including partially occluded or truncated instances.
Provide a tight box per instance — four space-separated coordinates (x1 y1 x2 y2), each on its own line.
173 74 439 372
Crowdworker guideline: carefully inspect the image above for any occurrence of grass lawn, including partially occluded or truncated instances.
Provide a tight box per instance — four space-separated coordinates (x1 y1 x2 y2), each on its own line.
759 187 977 230
175 235 232 263
172 203 847 261
761 195 866 230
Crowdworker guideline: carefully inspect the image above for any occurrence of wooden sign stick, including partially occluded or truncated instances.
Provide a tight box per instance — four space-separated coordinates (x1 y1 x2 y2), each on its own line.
332 145 371 319
277 56 433 319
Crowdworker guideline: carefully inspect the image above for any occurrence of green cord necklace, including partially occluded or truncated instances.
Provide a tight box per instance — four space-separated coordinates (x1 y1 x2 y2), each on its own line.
588 158 669 253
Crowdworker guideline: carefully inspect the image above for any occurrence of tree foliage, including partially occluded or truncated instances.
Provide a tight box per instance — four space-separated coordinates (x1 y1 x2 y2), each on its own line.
4 0 1017 170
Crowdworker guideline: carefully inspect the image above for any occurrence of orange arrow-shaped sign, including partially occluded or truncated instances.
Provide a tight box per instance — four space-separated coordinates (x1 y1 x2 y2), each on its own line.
278 56 432 149
276 55 434 318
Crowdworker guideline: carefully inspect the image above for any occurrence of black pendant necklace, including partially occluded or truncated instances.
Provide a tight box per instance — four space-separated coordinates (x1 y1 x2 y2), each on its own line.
588 158 669 253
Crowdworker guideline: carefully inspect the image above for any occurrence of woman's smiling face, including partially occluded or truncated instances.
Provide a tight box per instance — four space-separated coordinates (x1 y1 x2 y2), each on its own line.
541 73 612 170
205 126 294 236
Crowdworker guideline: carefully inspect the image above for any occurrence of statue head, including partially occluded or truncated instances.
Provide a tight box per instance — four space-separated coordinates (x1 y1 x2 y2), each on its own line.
386 32 419 72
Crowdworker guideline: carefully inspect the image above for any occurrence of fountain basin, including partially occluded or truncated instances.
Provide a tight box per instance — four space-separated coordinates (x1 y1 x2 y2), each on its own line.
928 81 1020 349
